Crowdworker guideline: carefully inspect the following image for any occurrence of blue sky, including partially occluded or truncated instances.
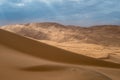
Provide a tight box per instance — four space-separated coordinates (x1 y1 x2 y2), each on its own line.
0 0 120 26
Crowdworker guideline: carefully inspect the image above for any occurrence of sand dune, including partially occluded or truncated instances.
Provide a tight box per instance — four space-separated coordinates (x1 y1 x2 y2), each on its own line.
2 23 120 47
0 29 120 80
0 29 120 68
0 44 114 80
1 22 120 60
39 40 120 64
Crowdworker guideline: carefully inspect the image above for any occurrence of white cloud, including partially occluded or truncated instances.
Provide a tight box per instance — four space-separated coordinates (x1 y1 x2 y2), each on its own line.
37 0 64 4
69 0 83 2
21 0 34 3
20 0 63 4
0 0 97 6
15 3 25 7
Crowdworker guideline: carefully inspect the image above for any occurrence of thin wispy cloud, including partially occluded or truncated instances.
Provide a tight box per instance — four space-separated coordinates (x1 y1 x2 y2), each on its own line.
0 0 120 26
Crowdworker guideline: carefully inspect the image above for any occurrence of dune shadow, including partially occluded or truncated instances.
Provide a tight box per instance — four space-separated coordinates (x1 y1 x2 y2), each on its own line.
21 65 68 72
21 65 112 80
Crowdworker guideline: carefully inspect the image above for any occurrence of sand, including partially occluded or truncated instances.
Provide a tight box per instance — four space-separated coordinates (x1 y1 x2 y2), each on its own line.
1 23 120 61
39 40 120 63
0 29 120 80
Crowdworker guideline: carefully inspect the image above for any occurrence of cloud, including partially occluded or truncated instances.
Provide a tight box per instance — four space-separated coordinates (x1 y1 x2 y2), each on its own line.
15 3 25 7
0 0 120 26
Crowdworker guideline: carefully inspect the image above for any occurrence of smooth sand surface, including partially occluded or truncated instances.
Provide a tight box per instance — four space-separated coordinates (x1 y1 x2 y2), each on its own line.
0 29 120 80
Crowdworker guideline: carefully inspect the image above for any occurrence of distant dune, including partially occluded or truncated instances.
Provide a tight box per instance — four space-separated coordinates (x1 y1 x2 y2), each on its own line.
1 22 120 46
0 28 120 80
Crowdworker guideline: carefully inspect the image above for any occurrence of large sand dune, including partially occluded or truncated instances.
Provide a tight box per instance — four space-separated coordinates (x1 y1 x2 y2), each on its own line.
1 22 120 60
0 29 120 80
0 29 120 68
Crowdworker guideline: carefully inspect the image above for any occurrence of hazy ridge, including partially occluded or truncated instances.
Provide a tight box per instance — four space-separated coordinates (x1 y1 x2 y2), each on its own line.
1 22 120 47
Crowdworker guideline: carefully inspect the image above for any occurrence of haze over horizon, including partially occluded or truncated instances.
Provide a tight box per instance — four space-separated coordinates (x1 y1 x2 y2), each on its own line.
0 0 120 26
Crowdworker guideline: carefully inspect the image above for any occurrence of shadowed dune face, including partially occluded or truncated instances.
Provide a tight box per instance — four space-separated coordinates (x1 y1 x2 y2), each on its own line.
22 65 68 72
21 65 112 80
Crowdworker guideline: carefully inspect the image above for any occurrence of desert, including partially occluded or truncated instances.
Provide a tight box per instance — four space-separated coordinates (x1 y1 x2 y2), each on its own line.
0 23 120 80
